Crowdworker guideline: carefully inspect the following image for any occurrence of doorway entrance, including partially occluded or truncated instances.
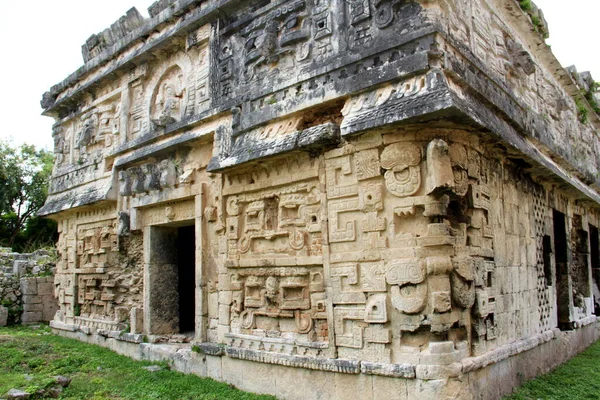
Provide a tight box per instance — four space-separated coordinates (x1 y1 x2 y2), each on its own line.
553 210 569 329
145 223 196 335
177 225 196 333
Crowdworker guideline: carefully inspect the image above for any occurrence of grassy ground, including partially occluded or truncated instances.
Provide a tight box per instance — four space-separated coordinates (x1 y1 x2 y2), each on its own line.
0 325 275 400
3 324 600 399
505 339 600 399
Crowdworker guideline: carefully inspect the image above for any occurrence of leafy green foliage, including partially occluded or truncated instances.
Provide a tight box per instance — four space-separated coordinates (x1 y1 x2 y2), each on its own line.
576 99 589 124
0 140 57 252
0 325 275 399
518 0 549 39
519 0 532 12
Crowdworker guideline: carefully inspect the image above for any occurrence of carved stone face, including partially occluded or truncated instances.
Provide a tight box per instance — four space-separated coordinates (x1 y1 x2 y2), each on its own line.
164 84 175 98
78 117 97 149
151 66 185 126
265 276 279 295
118 171 131 196
380 142 422 197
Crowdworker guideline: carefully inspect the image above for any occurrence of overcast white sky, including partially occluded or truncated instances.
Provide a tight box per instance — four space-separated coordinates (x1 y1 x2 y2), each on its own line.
0 1 597 150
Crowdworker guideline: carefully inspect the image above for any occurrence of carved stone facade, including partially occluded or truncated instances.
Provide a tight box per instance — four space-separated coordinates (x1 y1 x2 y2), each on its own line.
41 0 600 399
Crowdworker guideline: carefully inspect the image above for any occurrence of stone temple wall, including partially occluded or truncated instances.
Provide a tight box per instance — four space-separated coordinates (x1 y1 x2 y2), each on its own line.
40 0 600 398
0 248 57 326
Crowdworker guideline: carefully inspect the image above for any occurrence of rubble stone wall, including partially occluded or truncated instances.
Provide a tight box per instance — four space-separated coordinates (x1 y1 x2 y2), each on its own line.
0 248 57 326
40 0 600 398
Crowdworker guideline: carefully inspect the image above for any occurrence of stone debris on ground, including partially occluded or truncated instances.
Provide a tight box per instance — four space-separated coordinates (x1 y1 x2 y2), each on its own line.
3 375 71 400
142 365 163 372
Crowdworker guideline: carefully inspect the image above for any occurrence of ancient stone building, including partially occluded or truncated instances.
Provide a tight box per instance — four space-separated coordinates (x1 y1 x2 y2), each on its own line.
40 0 600 398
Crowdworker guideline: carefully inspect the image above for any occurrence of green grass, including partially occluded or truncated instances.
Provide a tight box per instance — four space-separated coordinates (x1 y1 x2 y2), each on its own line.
0 325 275 400
8 324 600 399
505 339 600 399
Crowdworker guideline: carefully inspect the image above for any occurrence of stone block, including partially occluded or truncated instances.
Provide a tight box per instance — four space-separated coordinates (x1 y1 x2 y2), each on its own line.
37 280 54 295
13 260 32 276
218 304 230 325
206 355 222 381
21 311 43 324
6 388 31 400
42 299 59 322
208 292 218 318
217 325 229 343
277 367 335 400
206 328 218 343
20 277 37 295
372 375 409 400
235 359 275 397
24 295 42 304
130 307 144 334
334 372 373 400
23 302 44 313
415 363 462 380
218 290 232 305
221 356 245 389
0 305 8 326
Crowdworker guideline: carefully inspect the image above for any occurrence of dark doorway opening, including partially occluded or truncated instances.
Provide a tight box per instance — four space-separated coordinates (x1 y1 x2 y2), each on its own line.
589 224 600 315
543 235 553 287
146 223 196 336
571 217 590 308
553 210 570 330
177 225 196 333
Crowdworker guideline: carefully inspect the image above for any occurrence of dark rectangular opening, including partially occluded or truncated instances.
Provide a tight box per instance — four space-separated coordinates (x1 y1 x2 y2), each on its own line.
177 225 196 334
146 224 196 336
572 220 590 307
591 225 600 273
553 210 570 330
543 235 552 286
553 210 567 265
589 224 600 314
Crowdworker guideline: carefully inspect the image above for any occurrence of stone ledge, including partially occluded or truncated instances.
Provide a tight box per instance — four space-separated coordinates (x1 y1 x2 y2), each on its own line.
97 329 145 344
48 321 600 400
461 328 558 373
225 346 360 374
49 320 78 332
49 319 600 393
194 342 225 356
361 361 416 378
51 319 592 380
38 177 115 217
113 118 223 169
208 123 341 173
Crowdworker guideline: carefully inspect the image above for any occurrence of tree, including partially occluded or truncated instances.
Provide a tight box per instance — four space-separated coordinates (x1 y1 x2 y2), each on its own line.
0 140 57 252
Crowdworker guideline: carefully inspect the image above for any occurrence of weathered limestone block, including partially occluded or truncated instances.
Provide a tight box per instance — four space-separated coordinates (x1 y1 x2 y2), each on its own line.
23 302 43 313
0 306 8 327
130 307 144 334
21 312 43 324
13 260 30 277
20 278 37 296
37 278 54 295
42 297 59 322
